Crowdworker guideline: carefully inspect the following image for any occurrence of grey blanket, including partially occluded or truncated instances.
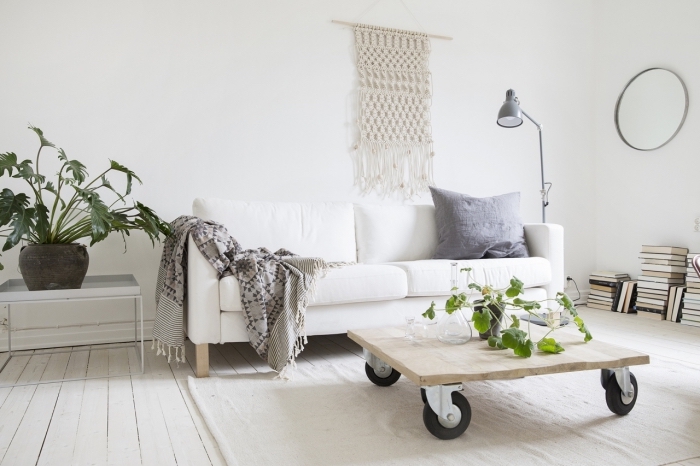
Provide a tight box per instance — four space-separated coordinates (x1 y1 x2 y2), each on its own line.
153 216 336 372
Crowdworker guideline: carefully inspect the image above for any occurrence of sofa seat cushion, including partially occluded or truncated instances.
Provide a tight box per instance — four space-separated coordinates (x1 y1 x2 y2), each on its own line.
386 258 551 297
219 264 408 311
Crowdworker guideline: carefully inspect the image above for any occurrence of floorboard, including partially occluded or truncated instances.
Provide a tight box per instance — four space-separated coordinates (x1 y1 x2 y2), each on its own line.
1 352 70 466
127 345 177 466
171 352 226 466
0 353 50 462
216 343 256 374
37 349 89 466
147 347 214 465
0 307 696 465
72 349 109 465
107 348 141 465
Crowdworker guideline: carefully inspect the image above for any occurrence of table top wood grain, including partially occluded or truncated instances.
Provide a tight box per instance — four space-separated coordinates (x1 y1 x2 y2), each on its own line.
348 326 650 386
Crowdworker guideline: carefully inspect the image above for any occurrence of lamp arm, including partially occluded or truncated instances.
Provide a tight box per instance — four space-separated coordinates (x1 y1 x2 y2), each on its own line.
520 108 542 130
520 108 549 223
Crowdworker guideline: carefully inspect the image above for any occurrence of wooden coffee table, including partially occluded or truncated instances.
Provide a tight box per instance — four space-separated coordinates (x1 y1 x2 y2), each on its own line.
348 326 650 440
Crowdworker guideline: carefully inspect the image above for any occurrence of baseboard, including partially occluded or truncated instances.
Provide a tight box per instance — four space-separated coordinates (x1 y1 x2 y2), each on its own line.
575 289 591 306
0 321 154 351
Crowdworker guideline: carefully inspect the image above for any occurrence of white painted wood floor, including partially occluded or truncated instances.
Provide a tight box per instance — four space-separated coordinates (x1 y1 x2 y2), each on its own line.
0 307 698 466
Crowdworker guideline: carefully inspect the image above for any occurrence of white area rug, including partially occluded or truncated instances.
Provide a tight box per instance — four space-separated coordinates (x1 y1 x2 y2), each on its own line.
189 359 700 466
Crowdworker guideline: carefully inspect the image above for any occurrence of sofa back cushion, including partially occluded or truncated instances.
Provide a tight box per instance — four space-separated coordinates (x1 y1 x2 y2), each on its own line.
192 199 357 262
354 204 438 263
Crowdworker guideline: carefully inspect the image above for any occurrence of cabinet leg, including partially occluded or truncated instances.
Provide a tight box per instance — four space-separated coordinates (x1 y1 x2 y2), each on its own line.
195 344 209 378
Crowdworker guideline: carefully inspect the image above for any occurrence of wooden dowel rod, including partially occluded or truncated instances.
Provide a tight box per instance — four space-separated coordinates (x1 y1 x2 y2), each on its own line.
331 20 453 41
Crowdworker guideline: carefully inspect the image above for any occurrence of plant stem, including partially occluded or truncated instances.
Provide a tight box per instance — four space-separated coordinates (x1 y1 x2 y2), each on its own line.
48 166 66 241
34 146 45 206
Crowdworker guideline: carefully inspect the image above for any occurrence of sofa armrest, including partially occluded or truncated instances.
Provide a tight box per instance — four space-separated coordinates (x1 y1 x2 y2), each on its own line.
524 223 564 300
186 235 221 344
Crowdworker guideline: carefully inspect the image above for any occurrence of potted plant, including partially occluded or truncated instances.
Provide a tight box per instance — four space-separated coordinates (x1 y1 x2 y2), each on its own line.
0 126 171 290
422 266 592 357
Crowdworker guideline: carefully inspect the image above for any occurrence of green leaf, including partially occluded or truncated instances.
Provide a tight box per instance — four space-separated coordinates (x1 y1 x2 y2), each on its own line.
0 189 30 227
487 336 506 349
445 293 467 314
131 201 171 243
460 267 472 273
56 150 88 185
472 308 491 334
43 182 66 209
505 277 524 298
3 207 36 251
34 204 50 243
501 327 528 350
109 160 142 195
17 163 45 185
510 314 520 329
28 125 55 148
574 316 593 342
73 187 113 245
514 339 534 357
100 175 126 203
468 283 482 292
422 301 436 320
0 152 35 180
537 337 565 354
556 292 578 316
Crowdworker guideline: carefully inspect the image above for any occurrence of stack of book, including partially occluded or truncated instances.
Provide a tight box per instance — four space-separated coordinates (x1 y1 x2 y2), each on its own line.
587 271 631 311
681 252 700 327
635 245 688 319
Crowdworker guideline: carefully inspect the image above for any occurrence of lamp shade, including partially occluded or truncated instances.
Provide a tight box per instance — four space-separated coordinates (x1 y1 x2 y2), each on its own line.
497 89 523 127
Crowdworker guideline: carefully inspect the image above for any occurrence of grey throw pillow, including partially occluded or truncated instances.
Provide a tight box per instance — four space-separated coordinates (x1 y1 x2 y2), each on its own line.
429 187 529 260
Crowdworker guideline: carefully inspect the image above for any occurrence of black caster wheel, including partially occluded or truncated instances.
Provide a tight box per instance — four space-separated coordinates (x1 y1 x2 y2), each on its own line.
423 391 471 440
421 388 427 404
605 372 638 415
600 369 614 389
364 362 401 386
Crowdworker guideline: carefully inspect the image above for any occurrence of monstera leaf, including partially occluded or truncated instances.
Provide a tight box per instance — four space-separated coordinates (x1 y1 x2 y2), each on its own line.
109 160 142 195
3 207 36 251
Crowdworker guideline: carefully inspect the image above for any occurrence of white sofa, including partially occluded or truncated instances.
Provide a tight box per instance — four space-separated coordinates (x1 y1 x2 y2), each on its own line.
186 199 564 377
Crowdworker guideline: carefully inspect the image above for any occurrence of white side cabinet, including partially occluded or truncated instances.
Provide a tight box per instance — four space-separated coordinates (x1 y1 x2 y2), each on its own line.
0 274 144 387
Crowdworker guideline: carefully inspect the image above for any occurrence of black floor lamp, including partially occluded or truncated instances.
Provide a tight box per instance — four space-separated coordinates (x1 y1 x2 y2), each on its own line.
497 89 564 326
496 89 551 224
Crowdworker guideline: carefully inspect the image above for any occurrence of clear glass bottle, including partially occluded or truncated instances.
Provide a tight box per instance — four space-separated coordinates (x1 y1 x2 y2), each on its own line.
437 263 472 345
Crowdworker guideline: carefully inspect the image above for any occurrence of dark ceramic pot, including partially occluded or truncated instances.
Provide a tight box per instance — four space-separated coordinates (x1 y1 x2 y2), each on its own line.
18 243 89 291
476 302 504 340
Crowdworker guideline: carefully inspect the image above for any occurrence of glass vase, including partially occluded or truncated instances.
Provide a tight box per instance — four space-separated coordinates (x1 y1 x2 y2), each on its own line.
437 310 472 345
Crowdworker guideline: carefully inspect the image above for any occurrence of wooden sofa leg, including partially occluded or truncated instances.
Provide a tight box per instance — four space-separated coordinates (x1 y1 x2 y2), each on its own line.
195 344 209 378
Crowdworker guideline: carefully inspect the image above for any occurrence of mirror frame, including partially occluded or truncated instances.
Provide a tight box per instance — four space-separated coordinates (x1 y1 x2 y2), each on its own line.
614 67 689 151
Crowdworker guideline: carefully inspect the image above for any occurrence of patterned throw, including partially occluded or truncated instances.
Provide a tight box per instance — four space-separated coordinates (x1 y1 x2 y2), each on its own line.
353 24 435 198
153 216 341 373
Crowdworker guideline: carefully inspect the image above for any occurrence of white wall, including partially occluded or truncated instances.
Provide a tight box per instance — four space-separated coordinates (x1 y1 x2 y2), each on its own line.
592 0 700 277
0 0 597 343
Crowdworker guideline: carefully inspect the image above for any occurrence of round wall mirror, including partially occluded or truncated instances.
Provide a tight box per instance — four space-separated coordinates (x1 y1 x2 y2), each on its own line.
615 68 689 151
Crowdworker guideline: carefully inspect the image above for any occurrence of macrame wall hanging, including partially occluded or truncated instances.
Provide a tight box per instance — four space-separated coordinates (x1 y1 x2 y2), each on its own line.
352 24 435 198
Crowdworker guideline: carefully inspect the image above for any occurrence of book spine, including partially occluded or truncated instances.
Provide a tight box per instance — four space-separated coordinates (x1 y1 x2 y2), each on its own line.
611 282 626 312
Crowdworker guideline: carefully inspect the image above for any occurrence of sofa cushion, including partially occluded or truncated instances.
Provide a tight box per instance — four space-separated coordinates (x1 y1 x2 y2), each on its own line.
429 187 529 259
192 199 357 262
386 258 551 297
354 204 438 263
219 264 408 311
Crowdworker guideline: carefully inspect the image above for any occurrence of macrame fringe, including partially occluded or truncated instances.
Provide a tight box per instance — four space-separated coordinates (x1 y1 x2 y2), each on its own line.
354 141 434 198
152 339 186 366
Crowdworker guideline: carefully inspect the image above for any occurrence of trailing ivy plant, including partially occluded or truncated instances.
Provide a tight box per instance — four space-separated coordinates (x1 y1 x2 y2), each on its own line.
422 267 592 357
0 125 171 270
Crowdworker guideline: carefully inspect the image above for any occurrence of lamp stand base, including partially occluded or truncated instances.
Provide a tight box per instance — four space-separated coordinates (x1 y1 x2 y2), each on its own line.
521 313 570 327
